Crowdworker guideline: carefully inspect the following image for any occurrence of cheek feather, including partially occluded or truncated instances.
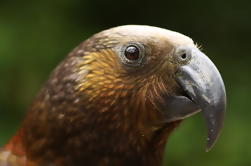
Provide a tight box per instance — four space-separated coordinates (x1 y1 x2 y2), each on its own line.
76 49 134 109
73 47 175 133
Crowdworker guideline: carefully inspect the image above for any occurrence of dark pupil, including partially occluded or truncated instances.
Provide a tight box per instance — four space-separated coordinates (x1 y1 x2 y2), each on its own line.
124 46 140 61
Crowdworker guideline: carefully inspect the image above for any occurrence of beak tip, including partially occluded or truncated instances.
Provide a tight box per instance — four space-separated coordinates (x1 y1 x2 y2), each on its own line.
205 146 211 152
205 138 216 152
205 135 219 152
205 119 224 152
203 99 226 152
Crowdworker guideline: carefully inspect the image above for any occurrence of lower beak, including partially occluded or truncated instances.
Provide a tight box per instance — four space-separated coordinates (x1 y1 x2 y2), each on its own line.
175 49 226 151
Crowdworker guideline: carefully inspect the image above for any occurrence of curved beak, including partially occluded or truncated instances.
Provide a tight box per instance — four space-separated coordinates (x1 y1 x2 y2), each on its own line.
175 48 226 151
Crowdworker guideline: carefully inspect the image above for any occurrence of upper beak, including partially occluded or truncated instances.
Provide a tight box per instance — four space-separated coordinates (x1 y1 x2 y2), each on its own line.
175 47 226 151
160 46 226 151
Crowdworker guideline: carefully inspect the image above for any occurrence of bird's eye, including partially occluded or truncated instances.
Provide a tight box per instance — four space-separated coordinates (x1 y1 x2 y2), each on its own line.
124 45 140 61
120 42 145 67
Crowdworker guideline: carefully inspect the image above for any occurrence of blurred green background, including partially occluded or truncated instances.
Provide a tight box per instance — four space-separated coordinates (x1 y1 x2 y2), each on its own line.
0 0 250 165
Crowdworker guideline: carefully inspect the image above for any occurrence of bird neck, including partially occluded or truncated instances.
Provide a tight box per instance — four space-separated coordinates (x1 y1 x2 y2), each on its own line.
10 72 181 165
18 93 180 165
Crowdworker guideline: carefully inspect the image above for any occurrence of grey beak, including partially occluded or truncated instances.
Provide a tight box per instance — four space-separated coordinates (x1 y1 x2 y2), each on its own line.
175 48 226 151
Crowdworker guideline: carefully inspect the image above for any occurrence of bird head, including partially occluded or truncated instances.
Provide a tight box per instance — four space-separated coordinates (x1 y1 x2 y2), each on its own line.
21 25 226 164
70 25 226 150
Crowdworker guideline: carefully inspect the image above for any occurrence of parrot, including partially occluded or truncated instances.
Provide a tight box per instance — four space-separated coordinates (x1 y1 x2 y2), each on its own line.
0 25 226 166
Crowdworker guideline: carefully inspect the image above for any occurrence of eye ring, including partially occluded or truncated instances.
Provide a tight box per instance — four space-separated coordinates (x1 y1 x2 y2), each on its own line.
120 42 145 67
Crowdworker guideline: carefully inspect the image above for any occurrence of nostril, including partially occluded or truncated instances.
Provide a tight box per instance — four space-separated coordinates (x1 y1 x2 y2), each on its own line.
181 53 187 60
175 46 192 64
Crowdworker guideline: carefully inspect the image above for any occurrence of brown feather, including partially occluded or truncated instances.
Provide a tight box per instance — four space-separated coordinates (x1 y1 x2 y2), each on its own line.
2 25 195 166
